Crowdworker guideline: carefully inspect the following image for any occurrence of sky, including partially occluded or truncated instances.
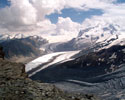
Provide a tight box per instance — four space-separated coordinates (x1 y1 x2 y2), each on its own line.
0 0 125 42
46 8 103 24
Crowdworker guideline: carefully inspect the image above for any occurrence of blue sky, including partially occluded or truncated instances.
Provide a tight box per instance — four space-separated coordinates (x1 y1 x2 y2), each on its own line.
0 0 10 8
46 8 103 24
46 0 125 24
116 0 125 3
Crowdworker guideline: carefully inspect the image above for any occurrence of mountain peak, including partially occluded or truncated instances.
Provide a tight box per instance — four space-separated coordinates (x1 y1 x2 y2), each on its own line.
77 23 121 44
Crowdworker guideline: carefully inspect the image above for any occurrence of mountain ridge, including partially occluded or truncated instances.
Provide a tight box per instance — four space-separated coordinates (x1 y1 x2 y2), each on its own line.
0 35 48 63
44 23 124 52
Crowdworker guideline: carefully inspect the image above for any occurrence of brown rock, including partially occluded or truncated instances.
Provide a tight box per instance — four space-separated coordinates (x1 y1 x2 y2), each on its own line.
0 60 100 100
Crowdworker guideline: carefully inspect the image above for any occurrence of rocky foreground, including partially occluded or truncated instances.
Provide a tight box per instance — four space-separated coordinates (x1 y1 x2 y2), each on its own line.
0 59 99 100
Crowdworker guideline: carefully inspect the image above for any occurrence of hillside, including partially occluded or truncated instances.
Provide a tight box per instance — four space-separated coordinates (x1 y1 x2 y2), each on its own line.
0 36 48 63
0 59 99 100
29 45 125 100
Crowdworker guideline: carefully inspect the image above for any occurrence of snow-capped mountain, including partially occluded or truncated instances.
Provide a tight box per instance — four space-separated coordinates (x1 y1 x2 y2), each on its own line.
0 34 48 44
0 34 11 42
0 34 48 63
45 23 124 52
13 34 25 39
74 23 122 47
76 24 122 47
0 34 26 42
78 24 119 41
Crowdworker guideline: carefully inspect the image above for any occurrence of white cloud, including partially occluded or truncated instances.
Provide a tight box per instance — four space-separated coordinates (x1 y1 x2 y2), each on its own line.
0 0 66 32
104 3 125 29
0 0 117 33
0 0 125 43
65 0 116 10
56 17 81 35
31 0 66 19
0 0 37 32
39 17 81 43
82 3 125 31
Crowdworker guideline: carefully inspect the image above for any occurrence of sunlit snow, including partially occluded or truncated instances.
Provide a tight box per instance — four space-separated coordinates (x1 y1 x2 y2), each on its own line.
26 51 80 76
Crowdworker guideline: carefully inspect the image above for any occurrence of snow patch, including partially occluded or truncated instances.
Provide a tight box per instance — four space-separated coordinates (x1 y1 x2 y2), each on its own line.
25 52 65 72
25 51 80 76
109 53 117 59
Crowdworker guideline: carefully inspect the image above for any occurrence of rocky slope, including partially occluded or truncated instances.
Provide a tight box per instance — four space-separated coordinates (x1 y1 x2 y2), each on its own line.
0 59 99 100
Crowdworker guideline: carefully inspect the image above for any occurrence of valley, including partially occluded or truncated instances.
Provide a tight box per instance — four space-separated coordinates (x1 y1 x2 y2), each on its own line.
0 0 125 100
0 22 125 100
27 45 125 100
24 25 125 100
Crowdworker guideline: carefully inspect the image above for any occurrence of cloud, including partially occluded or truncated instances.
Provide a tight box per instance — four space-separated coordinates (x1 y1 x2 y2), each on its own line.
0 0 117 33
38 17 81 43
0 0 37 32
56 17 81 35
0 0 66 32
82 3 125 31
0 0 125 43
104 3 125 29
65 0 116 10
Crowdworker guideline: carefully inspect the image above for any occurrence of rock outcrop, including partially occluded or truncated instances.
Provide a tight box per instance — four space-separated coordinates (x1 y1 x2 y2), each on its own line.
0 59 99 100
